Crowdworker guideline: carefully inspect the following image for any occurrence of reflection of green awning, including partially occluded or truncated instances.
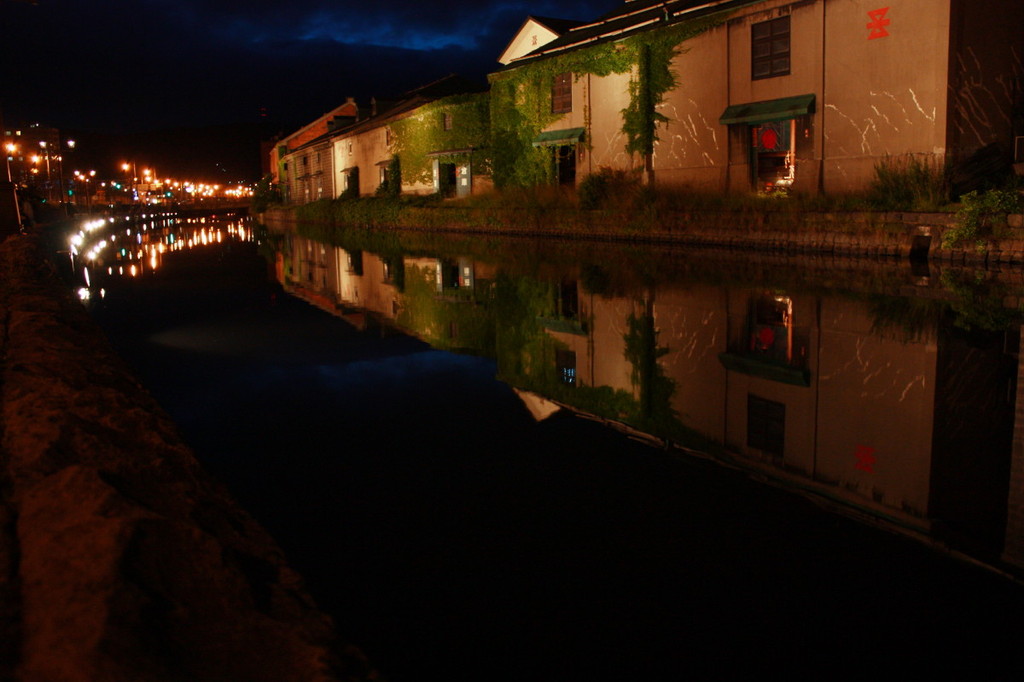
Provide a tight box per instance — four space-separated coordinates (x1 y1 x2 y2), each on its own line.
532 127 586 147
719 94 815 126
718 352 811 387
539 317 587 336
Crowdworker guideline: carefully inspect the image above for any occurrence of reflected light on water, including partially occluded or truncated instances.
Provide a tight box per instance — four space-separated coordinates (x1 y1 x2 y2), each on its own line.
70 212 254 302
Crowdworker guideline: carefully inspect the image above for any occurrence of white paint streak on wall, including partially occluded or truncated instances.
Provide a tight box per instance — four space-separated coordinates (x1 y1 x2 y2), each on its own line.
870 105 897 132
899 374 926 402
689 100 719 150
825 104 875 154
908 88 937 122
862 362 889 387
870 90 912 124
827 86 942 157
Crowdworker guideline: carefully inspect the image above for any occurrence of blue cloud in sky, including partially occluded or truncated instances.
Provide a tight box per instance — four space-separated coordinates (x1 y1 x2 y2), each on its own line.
2 0 623 132
208 0 622 51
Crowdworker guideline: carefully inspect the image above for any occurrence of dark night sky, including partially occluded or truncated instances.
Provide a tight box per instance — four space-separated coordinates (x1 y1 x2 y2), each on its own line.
2 0 622 180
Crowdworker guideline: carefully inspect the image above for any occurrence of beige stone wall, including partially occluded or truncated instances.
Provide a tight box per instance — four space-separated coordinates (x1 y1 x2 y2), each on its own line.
655 23 732 189
332 137 355 198
821 0 952 192
332 126 392 197
311 141 332 201
581 71 633 176
537 71 634 180
332 118 435 198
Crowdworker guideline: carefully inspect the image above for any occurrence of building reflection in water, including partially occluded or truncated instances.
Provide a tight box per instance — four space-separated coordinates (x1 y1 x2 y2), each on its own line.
276 230 1022 576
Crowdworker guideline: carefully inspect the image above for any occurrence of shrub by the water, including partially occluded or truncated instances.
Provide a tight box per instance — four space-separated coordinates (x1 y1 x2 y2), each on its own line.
943 188 1024 250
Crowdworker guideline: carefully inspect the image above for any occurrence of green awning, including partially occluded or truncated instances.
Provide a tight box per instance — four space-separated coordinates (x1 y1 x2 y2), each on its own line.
719 94 816 126
532 127 586 147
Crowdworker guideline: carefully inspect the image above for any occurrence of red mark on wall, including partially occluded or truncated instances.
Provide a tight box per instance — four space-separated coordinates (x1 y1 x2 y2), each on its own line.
867 8 890 39
854 445 877 473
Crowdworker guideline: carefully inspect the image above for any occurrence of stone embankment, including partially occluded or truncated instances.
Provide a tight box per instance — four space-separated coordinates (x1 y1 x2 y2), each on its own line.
0 233 375 681
263 205 1024 265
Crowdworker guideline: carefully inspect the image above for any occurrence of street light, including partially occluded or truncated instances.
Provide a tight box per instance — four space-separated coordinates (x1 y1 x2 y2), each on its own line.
121 161 138 203
58 139 75 211
2 139 22 234
4 142 16 180
87 169 96 211
74 169 96 212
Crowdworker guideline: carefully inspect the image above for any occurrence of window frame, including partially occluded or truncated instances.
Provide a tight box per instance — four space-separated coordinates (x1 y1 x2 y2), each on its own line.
751 15 791 80
551 71 573 114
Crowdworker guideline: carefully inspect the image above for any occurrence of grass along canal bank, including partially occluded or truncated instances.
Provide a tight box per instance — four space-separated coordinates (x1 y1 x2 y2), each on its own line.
258 186 1024 266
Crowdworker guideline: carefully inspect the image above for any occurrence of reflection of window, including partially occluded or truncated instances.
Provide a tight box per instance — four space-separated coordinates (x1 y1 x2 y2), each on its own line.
558 279 579 319
746 293 808 369
748 394 784 456
752 15 790 79
552 72 573 113
345 249 363 276
556 349 577 386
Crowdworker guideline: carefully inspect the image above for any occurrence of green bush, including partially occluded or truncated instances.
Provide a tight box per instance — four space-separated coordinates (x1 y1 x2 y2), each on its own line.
577 167 641 210
943 188 1023 250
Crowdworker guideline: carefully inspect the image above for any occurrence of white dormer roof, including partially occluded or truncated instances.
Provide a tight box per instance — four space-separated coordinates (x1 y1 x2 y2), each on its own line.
497 16 581 65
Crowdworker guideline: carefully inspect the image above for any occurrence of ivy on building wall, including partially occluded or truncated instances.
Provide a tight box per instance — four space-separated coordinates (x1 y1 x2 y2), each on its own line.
390 92 491 188
489 13 729 187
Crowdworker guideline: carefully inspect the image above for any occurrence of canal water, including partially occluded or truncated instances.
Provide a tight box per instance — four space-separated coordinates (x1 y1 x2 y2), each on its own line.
65 213 1023 679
